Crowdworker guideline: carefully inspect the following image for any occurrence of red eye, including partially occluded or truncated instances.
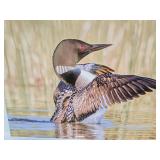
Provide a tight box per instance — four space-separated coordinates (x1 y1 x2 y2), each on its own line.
80 45 86 52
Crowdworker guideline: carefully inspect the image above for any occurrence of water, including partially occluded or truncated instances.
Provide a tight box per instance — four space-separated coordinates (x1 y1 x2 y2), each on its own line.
7 115 113 140
5 106 155 140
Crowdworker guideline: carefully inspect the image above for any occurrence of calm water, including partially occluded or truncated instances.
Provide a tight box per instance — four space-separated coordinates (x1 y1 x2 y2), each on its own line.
5 103 156 140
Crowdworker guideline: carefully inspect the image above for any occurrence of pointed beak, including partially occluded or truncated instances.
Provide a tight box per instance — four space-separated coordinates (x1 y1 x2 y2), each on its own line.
79 43 112 60
89 44 112 52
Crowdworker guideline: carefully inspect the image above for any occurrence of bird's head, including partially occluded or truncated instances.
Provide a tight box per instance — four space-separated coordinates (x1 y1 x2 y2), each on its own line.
53 39 112 66
53 39 112 76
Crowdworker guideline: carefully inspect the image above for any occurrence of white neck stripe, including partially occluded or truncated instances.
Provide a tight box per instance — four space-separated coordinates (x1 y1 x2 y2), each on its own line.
56 66 74 74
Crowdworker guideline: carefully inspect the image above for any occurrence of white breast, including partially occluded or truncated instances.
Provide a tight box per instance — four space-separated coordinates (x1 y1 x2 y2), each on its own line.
82 107 107 124
75 70 96 89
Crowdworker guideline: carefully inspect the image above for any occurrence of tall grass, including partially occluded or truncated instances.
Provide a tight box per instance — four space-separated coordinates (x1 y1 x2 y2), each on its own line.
4 20 156 137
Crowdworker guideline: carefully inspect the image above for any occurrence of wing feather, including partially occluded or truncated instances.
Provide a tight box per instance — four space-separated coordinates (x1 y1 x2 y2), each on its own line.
73 74 156 120
77 63 114 75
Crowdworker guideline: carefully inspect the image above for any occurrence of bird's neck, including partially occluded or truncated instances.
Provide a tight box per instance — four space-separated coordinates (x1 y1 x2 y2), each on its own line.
52 51 95 88
53 50 79 77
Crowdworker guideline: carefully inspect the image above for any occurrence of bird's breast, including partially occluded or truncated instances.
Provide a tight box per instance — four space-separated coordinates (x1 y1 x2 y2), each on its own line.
75 70 96 89
81 107 107 123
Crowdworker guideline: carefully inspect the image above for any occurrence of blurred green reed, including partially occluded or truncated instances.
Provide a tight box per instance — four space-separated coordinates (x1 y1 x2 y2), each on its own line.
4 20 156 138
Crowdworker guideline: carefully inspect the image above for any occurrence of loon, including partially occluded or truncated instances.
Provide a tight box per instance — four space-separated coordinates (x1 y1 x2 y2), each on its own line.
50 39 156 123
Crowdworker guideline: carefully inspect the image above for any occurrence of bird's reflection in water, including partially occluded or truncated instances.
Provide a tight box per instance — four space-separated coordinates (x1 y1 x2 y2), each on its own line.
54 121 113 140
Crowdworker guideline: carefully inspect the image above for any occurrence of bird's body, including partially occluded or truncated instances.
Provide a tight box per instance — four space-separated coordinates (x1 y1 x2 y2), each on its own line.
51 39 156 124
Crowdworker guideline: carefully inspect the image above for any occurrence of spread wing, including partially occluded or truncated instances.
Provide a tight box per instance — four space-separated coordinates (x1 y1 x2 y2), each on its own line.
73 73 156 121
77 63 114 75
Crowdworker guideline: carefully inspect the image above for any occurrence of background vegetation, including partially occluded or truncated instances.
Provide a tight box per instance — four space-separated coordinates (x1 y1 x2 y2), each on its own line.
4 20 156 139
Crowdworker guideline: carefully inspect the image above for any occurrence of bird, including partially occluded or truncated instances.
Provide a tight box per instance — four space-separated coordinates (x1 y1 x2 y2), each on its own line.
50 39 156 124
